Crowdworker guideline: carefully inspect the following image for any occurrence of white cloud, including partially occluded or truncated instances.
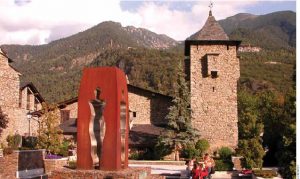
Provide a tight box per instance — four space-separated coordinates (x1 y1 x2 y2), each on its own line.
0 0 259 45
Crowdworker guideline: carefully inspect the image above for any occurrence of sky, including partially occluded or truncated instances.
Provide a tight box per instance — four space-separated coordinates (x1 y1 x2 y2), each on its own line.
0 0 296 45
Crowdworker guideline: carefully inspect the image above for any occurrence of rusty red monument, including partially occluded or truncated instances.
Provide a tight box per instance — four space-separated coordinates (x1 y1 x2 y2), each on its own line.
77 67 129 171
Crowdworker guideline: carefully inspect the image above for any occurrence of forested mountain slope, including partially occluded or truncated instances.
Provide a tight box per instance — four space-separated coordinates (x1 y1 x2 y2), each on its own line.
1 11 295 102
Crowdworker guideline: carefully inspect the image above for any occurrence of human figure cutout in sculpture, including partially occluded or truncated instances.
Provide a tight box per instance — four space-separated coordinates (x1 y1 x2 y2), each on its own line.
89 87 106 167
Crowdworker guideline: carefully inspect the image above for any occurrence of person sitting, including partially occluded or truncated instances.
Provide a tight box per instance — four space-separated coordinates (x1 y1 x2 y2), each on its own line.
203 153 215 179
199 163 209 179
191 162 200 179
186 158 195 179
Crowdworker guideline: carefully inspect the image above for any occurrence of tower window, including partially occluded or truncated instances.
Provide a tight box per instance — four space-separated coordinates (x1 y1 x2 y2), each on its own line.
211 70 218 78
213 87 215 92
133 112 137 118
227 45 229 50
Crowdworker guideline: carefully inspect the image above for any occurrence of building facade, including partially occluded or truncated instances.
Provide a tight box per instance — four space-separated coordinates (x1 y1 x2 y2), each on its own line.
185 11 240 150
0 48 44 143
58 85 172 130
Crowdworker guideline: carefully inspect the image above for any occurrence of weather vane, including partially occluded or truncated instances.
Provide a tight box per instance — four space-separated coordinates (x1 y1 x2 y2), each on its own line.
209 1 214 11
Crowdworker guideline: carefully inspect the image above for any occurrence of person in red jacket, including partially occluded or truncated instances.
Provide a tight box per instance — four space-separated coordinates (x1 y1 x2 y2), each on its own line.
191 162 200 179
199 163 209 179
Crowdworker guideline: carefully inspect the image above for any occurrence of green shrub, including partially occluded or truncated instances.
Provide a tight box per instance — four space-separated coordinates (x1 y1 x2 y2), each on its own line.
215 159 233 171
195 139 209 156
153 138 173 160
181 144 199 159
6 134 22 149
58 139 70 157
253 170 277 178
129 151 141 160
218 147 233 160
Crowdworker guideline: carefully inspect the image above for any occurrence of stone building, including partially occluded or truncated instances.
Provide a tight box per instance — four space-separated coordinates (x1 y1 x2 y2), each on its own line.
58 10 240 152
58 84 172 147
0 48 44 143
185 10 240 150
238 44 261 52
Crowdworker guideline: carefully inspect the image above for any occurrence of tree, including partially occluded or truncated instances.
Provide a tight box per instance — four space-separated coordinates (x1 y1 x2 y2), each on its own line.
258 91 284 166
0 106 8 138
37 103 63 154
276 78 296 179
237 90 265 168
258 65 296 178
195 139 210 157
159 61 199 160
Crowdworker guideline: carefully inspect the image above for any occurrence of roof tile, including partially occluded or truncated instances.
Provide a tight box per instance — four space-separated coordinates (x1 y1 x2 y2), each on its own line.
188 11 229 40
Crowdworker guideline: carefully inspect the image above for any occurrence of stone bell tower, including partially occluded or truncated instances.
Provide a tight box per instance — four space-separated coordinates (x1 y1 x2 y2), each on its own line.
185 10 241 151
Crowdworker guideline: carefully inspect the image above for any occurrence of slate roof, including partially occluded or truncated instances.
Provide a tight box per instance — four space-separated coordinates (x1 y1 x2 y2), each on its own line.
188 11 229 41
129 124 165 147
59 118 77 134
57 84 173 108
59 120 165 147
20 82 45 102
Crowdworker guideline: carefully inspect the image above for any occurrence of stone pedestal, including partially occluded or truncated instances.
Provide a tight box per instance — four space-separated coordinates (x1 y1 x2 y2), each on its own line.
0 150 46 179
44 158 68 175
49 167 151 179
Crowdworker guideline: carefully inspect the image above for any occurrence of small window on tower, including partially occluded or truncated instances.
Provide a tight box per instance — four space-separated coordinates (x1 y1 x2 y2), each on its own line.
133 112 137 118
211 70 218 78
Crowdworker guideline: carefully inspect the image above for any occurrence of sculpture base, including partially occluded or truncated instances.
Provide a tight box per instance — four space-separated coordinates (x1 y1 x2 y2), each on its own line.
49 167 152 179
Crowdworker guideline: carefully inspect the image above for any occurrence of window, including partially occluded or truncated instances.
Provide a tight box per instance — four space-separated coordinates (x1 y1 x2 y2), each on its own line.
60 110 70 123
211 70 218 78
26 89 31 110
19 91 22 108
133 112 137 118
34 98 39 111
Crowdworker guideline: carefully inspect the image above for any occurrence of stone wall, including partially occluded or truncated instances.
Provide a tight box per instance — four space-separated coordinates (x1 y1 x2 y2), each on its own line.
0 108 40 142
0 150 45 179
0 54 20 108
59 87 172 127
128 87 172 126
189 44 239 151
0 150 18 178
44 158 68 175
49 167 153 179
0 52 40 143
63 102 78 119
128 92 151 125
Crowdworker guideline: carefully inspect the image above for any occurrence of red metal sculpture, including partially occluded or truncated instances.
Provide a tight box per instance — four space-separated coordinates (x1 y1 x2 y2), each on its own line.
77 67 129 171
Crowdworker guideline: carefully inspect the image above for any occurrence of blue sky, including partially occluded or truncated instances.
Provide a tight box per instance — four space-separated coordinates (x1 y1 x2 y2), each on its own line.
243 1 296 14
0 0 296 45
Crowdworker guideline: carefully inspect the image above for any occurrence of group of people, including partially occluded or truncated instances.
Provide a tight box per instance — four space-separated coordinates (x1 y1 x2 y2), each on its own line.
186 153 215 179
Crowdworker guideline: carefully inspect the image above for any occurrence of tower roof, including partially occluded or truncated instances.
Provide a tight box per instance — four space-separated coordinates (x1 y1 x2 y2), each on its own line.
188 10 229 40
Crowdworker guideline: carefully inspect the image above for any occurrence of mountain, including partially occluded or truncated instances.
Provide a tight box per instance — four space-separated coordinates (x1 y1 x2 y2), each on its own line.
2 21 178 63
1 11 296 103
1 21 180 102
219 11 296 50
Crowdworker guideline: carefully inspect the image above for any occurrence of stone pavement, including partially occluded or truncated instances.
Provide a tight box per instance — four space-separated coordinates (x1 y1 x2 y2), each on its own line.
129 164 236 178
129 163 283 179
129 163 185 175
